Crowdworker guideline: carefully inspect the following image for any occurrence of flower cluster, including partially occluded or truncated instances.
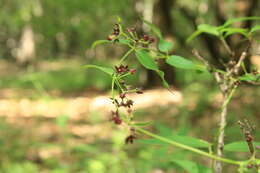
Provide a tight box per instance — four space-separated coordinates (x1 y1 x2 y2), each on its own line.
107 24 120 41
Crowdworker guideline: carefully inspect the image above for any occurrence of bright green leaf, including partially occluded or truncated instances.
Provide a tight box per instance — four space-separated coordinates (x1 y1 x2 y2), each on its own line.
197 165 213 173
239 74 260 82
158 39 173 53
83 65 114 76
170 135 210 148
91 40 110 49
135 49 170 88
187 24 219 42
198 24 220 36
224 141 260 152
118 39 131 45
166 55 206 71
172 159 199 173
186 30 202 43
135 49 158 70
220 28 249 38
223 16 260 27
251 25 260 33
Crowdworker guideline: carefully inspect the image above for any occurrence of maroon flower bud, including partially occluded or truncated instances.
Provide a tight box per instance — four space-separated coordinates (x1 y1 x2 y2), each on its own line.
246 135 253 142
136 88 143 94
143 34 149 41
127 27 135 33
126 99 133 108
149 37 155 43
107 35 113 41
111 115 122 125
120 93 126 99
246 164 253 169
130 69 136 75
125 135 136 144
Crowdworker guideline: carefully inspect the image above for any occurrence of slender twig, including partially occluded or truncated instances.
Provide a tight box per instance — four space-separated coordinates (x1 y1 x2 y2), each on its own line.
220 37 234 57
135 127 243 166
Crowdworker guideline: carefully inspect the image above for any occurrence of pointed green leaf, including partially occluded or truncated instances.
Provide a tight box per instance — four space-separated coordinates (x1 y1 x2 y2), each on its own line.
198 24 220 36
135 49 158 70
239 73 260 82
186 30 202 43
251 25 260 33
166 55 206 71
118 39 131 45
158 39 173 53
223 16 260 27
171 135 210 148
172 159 199 173
143 20 163 39
91 40 110 49
224 141 260 152
187 24 220 42
220 28 249 38
197 165 213 173
135 49 170 88
83 65 114 76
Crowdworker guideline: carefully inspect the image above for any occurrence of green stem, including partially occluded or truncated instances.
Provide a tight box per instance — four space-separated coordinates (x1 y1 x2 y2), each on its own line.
111 75 116 100
118 48 135 65
135 127 243 166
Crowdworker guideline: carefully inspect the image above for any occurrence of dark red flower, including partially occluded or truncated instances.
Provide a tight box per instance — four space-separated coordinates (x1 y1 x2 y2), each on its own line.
125 135 136 144
130 69 136 75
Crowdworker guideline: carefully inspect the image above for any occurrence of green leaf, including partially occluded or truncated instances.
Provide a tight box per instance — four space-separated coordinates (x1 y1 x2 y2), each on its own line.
83 65 114 76
91 40 110 49
223 16 260 27
250 25 260 33
171 135 210 148
187 24 219 42
197 165 213 173
118 39 131 45
224 141 260 152
158 39 173 53
239 73 260 82
166 55 206 71
172 159 199 173
143 20 163 38
198 24 220 36
135 49 158 70
135 49 170 88
220 28 249 38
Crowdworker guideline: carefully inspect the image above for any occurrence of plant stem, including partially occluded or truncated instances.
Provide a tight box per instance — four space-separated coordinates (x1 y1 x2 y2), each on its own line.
215 86 237 173
135 127 242 166
118 48 135 65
